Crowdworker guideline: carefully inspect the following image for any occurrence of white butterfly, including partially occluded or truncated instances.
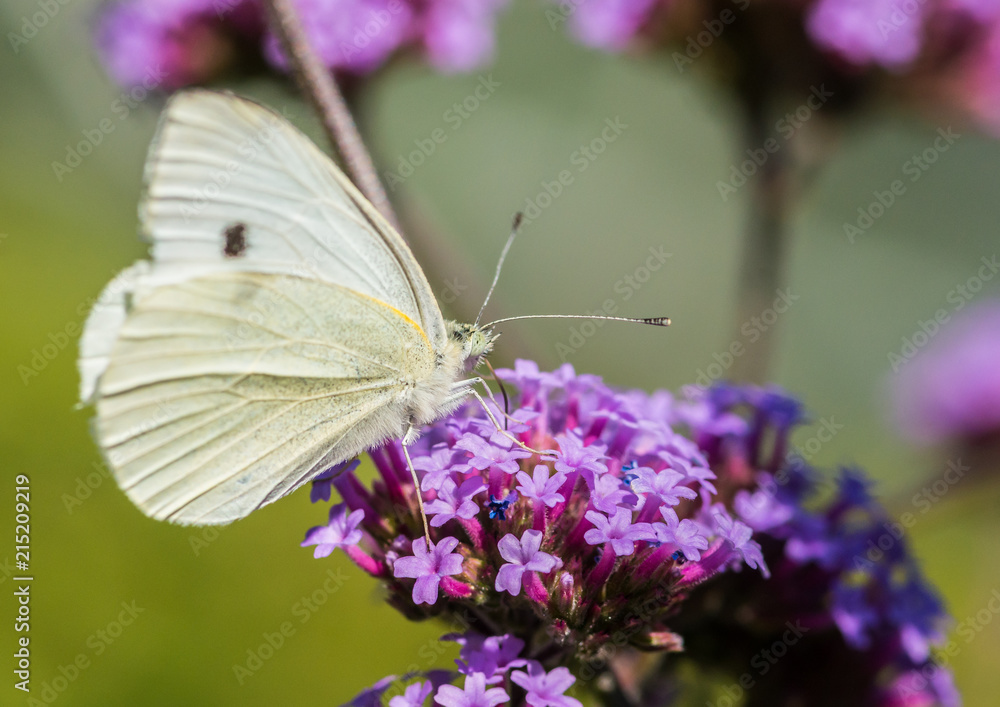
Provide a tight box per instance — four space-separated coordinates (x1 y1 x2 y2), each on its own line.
79 90 499 526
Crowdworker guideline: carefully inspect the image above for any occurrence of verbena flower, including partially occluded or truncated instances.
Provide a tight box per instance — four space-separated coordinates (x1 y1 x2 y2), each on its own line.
310 362 957 706
549 0 1000 135
893 298 1000 443
94 0 509 90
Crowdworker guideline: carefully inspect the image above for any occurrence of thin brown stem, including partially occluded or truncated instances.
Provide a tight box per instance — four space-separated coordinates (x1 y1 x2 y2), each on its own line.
729 103 796 384
261 0 398 229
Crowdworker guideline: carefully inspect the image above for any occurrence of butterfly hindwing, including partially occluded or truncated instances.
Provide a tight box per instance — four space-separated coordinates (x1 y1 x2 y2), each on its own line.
95 271 436 525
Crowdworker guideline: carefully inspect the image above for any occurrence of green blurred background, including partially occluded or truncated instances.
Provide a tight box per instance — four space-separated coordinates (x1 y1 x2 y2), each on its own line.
2 0 999 704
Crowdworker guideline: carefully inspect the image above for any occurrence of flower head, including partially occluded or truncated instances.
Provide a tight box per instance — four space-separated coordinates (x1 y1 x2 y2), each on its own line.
510 664 582 707
435 673 508 707
584 507 655 557
426 478 486 527
95 0 509 91
305 364 956 707
515 466 567 507
495 529 558 596
301 503 364 558
392 537 464 605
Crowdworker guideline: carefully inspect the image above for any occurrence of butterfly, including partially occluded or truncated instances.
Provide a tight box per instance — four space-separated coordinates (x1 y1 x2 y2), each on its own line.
79 90 669 528
78 90 506 526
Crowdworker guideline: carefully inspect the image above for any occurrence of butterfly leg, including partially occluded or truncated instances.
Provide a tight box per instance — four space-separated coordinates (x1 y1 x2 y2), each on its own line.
454 380 554 457
401 428 433 547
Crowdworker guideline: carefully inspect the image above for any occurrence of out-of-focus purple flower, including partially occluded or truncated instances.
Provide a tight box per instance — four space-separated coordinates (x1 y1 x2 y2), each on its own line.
301 503 364 558
95 0 508 90
893 298 1000 442
510 663 582 707
567 0 661 52
426 478 486 527
712 511 769 577
424 0 508 73
435 672 509 707
262 0 415 74
393 537 465 605
584 507 655 557
95 0 252 91
734 486 795 532
806 0 929 69
495 529 558 596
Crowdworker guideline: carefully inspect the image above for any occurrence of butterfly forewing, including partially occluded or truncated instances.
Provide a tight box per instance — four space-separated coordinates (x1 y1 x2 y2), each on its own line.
80 91 451 525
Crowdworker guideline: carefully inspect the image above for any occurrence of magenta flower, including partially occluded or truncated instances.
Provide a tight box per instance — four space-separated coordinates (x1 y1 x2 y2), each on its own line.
393 537 465 605
655 508 708 561
584 507 655 557
515 465 567 507
510 664 582 707
495 529 558 596
435 673 509 707
426 477 486 527
300 503 364 558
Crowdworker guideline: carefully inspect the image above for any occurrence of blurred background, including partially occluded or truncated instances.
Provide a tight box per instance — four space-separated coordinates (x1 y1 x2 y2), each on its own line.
2 0 999 704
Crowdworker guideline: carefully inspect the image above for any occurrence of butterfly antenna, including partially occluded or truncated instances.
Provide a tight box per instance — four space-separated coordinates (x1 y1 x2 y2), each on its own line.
484 314 672 328
483 359 510 430
475 213 523 326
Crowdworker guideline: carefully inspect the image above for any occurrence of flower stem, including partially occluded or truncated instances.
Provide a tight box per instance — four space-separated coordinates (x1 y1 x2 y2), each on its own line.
729 102 794 384
261 0 398 228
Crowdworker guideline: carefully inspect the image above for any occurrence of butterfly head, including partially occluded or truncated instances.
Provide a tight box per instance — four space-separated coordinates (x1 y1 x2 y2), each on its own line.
448 321 497 368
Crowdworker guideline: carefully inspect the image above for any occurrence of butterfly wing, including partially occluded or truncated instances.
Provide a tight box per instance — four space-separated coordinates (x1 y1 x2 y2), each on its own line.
80 89 446 401
80 90 450 524
95 271 436 525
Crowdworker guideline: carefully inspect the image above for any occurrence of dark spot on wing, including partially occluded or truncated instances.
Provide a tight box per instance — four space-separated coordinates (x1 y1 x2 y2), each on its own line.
223 223 247 258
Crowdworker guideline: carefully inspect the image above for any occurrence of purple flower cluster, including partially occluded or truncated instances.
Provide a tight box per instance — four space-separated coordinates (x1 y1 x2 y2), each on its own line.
345 633 581 707
94 0 508 90
302 364 958 706
670 384 960 707
552 0 1000 135
303 361 767 664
